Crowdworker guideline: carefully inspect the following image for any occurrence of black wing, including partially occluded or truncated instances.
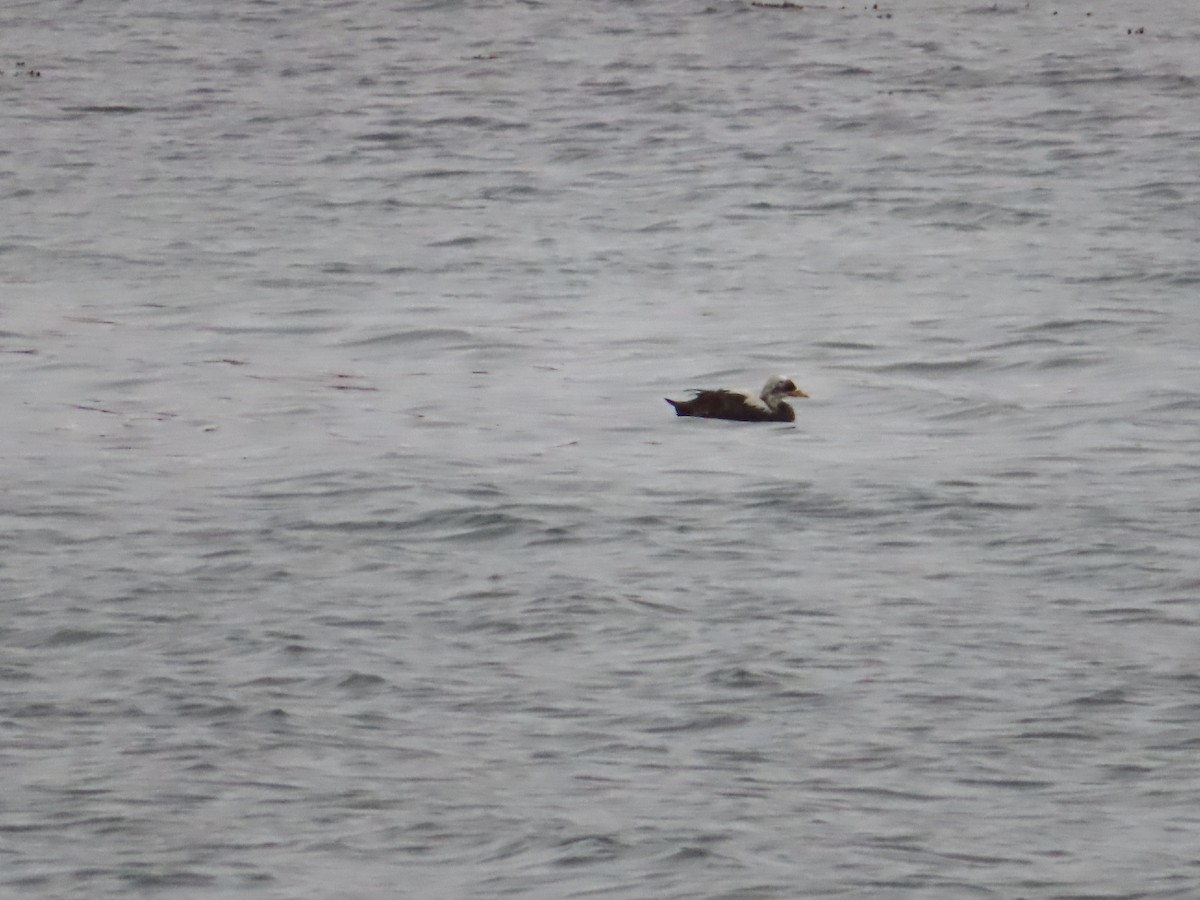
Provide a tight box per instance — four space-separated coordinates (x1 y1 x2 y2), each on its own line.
666 390 787 422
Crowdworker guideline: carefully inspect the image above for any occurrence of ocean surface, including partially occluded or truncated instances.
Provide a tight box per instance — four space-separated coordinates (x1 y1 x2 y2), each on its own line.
4 1 1200 897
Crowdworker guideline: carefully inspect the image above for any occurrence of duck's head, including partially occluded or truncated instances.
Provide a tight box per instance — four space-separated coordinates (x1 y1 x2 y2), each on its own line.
760 375 809 408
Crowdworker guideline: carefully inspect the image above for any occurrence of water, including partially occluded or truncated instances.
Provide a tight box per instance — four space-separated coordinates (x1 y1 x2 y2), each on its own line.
4 1 1200 897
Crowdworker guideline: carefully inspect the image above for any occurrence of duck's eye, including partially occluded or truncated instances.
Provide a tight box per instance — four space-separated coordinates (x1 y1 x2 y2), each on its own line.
779 380 796 392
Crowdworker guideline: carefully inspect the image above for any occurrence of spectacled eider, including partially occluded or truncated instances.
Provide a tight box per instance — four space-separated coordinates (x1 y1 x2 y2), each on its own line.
665 375 809 423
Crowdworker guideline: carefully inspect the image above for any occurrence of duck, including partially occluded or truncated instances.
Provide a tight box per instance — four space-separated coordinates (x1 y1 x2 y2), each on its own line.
665 375 808 423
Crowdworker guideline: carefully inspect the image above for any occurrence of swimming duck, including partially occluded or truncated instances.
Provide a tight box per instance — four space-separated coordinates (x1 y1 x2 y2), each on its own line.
665 375 808 422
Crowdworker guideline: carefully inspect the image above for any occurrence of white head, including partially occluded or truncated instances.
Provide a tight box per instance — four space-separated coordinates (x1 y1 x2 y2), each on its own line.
759 375 808 409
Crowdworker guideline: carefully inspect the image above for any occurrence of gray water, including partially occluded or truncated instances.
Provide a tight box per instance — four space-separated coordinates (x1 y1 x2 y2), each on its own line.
4 1 1200 897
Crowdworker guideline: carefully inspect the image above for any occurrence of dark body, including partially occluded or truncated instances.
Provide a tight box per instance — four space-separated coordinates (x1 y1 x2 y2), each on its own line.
665 390 796 423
